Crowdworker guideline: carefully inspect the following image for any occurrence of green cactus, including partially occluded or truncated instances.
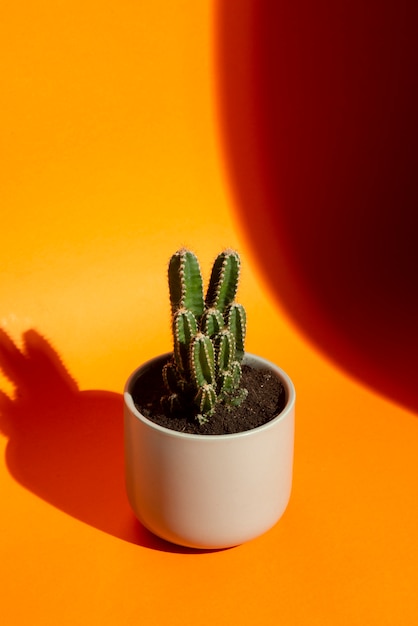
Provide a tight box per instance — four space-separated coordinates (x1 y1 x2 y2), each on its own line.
162 248 248 425
205 249 240 312
172 308 198 375
168 248 204 318
201 307 224 338
214 329 236 374
226 303 246 362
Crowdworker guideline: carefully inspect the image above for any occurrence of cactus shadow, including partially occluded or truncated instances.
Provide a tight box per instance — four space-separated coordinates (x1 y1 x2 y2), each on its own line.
0 328 216 554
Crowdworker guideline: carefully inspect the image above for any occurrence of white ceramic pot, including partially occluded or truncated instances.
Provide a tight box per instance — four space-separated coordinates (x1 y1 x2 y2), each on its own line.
124 353 295 550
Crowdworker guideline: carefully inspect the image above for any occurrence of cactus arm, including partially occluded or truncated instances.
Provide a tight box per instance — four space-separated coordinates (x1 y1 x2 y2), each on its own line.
162 360 185 394
218 359 239 395
190 333 215 387
168 249 204 319
190 334 218 422
218 370 235 396
172 309 198 373
219 361 248 405
229 360 242 390
214 329 236 375
228 385 248 407
227 303 246 362
161 361 190 414
205 250 240 313
194 384 217 423
161 392 183 415
201 307 225 337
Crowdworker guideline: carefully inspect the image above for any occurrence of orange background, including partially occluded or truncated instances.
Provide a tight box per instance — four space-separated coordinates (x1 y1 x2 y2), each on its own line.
1 2 417 625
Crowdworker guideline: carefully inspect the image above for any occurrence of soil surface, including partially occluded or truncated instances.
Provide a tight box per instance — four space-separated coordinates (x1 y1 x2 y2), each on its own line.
131 357 286 435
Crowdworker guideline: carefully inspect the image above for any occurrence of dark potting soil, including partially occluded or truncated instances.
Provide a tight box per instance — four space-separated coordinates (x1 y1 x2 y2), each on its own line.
131 357 286 435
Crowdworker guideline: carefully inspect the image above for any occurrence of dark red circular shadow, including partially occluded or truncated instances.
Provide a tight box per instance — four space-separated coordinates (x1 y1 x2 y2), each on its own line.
216 0 418 413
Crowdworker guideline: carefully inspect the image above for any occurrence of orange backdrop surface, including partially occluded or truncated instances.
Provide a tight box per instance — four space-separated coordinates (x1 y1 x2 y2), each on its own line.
1 2 417 625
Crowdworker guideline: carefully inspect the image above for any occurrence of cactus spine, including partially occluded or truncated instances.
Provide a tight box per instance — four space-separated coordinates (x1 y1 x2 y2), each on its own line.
162 248 247 424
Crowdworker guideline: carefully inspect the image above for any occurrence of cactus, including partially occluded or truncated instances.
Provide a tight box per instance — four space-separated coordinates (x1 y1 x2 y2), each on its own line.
168 248 204 318
162 248 247 424
226 303 246 362
205 249 240 311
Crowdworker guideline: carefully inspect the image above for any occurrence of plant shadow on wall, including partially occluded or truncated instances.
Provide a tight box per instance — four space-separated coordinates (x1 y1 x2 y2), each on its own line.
0 328 216 554
215 0 418 414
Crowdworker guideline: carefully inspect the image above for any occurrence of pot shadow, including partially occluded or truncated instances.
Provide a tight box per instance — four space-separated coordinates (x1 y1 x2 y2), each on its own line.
0 328 220 554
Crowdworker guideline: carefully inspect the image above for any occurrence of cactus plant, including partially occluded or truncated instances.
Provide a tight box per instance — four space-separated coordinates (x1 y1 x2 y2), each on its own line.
162 248 248 424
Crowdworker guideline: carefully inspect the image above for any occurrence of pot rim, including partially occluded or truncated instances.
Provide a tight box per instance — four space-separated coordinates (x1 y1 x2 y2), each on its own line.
124 352 296 441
